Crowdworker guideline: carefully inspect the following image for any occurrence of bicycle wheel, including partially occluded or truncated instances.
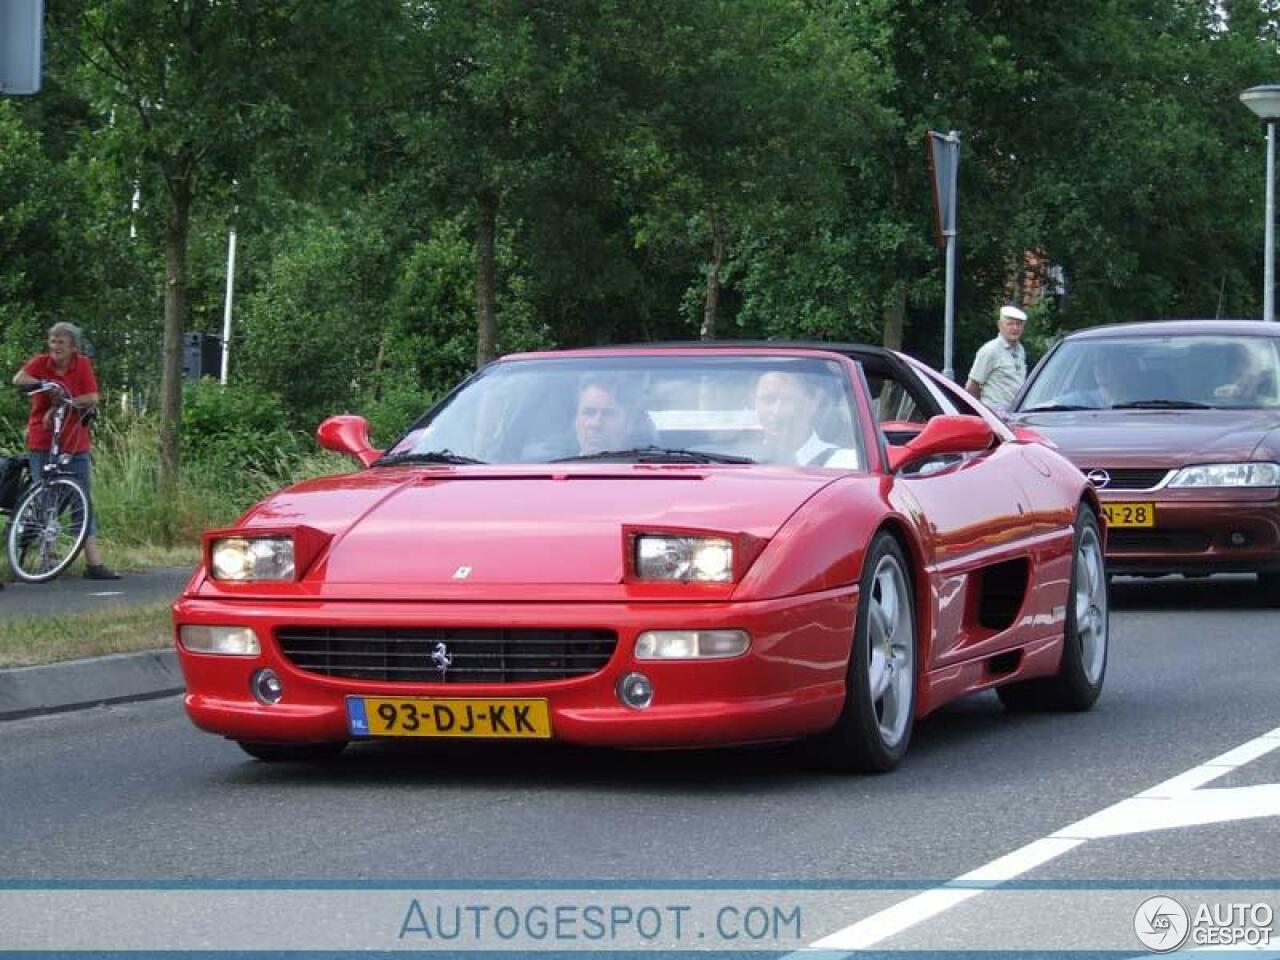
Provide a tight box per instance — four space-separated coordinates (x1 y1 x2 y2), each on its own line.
7 477 91 583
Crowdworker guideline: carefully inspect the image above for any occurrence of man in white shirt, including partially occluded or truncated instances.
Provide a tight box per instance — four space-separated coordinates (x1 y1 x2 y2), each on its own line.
753 370 859 467
965 305 1028 408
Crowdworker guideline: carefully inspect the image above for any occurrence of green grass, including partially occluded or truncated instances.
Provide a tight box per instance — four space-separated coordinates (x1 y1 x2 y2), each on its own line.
0 601 174 668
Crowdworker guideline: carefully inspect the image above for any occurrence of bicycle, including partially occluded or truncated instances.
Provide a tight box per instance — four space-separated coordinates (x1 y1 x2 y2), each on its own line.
3 381 93 583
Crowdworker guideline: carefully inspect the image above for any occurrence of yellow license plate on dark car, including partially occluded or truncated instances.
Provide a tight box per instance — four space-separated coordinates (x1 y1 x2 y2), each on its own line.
1102 502 1155 528
347 697 552 739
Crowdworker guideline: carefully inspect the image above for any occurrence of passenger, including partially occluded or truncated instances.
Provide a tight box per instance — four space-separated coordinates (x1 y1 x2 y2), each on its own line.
573 379 633 455
1212 343 1265 403
753 371 858 467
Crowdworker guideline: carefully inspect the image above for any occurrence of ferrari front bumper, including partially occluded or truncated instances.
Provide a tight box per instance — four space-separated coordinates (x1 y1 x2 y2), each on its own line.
173 589 859 749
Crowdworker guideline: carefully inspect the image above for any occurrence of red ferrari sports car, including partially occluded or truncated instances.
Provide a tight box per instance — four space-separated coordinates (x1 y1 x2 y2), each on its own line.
173 343 1107 772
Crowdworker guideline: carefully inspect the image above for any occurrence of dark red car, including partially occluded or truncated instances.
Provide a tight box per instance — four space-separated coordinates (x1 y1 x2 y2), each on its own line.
174 344 1105 772
1008 320 1280 600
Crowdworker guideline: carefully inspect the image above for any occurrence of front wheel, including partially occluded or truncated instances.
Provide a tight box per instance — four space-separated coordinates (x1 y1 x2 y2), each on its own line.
812 532 917 774
6 477 90 583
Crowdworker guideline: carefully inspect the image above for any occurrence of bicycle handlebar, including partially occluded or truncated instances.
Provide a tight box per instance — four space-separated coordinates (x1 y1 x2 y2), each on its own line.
17 380 72 401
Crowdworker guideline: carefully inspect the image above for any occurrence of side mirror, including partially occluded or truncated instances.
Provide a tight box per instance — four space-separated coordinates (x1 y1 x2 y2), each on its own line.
887 414 995 473
317 415 383 468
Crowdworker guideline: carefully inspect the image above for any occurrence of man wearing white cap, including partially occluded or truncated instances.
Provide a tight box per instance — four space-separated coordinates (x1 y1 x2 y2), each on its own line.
965 304 1028 408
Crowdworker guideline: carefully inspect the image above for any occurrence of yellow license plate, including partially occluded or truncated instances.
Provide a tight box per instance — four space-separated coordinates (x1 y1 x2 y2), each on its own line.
1102 502 1155 528
348 697 551 739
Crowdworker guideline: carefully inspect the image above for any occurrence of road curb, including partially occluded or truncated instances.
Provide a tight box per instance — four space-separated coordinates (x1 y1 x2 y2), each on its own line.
0 649 183 721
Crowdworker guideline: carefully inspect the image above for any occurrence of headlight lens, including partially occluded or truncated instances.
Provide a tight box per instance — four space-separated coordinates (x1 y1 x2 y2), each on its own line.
635 630 750 659
210 536 295 581
635 535 734 582
1168 462 1280 488
179 625 260 656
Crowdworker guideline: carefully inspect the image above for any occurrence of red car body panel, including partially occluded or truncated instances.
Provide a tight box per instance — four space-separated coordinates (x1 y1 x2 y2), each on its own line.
174 344 1094 753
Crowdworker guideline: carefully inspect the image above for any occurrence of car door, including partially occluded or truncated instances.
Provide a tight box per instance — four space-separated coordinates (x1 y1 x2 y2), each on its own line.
873 357 1045 666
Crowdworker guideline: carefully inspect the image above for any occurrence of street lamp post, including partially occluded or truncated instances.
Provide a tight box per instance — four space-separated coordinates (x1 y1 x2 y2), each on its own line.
1240 84 1280 322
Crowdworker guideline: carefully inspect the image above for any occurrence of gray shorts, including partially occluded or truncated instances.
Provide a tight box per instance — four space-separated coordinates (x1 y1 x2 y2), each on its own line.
27 452 97 536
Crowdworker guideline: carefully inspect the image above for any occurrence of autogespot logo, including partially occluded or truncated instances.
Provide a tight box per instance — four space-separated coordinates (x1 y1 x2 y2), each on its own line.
1134 895 1191 952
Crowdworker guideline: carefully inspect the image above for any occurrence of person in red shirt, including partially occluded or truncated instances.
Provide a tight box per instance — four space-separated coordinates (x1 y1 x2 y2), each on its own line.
11 322 119 580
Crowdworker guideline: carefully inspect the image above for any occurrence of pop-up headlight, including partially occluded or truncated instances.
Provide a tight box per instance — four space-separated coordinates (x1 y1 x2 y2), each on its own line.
635 535 734 583
210 537 295 581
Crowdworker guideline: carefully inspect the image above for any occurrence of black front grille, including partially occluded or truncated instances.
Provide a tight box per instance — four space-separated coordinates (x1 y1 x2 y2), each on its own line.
276 627 617 683
1082 467 1171 490
1107 530 1211 553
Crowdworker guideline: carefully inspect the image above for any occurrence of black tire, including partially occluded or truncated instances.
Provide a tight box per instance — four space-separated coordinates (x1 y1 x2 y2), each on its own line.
812 531 917 774
237 741 348 763
997 505 1108 712
6 477 91 583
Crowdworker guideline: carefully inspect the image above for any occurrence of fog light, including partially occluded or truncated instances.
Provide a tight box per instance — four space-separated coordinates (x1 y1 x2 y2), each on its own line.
617 672 654 710
179 625 260 656
251 668 284 705
1230 531 1249 547
636 629 750 659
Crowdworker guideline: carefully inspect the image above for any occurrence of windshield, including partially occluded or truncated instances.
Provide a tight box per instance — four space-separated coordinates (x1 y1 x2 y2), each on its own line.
382 354 865 469
1018 334 1280 411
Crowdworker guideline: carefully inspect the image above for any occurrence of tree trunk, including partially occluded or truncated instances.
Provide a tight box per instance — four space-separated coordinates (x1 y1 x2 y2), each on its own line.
700 227 725 341
881 283 907 350
159 175 191 496
474 189 498 368
371 327 389 402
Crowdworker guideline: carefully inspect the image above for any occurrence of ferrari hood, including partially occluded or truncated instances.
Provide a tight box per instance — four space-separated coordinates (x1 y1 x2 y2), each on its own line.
233 466 837 589
1009 409 1276 466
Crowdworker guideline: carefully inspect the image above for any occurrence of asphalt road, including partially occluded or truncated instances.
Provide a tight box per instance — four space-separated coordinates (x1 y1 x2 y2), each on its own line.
2 575 1277 951
0 565 192 618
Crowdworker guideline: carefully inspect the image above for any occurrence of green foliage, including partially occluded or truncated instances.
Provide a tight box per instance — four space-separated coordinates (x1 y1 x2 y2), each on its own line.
93 404 348 546
180 379 302 478
3 0 1280 545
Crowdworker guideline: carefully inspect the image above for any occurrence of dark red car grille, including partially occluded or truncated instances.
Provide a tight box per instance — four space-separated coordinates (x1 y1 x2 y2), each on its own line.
1082 467 1171 490
1107 530 1211 553
276 627 616 683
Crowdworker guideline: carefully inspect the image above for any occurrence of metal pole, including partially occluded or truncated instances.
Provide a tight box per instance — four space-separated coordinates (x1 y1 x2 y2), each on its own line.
943 234 957 380
942 131 960 379
220 227 237 384
1267 120 1276 323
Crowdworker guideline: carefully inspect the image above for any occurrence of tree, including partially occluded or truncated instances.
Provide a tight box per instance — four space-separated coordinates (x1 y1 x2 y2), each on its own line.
59 0 391 489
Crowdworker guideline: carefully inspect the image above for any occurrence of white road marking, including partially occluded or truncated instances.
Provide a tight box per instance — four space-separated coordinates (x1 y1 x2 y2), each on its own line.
799 723 1280 954
88 591 123 597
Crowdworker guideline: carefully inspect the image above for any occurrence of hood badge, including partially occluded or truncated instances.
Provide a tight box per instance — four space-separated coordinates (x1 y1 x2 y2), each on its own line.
431 642 453 678
453 565 472 580
1085 469 1111 489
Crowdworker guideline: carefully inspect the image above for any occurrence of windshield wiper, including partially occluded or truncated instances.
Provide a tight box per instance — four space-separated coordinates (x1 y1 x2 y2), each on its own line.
376 449 487 466
1109 399 1214 410
552 446 755 464
1024 402 1101 412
